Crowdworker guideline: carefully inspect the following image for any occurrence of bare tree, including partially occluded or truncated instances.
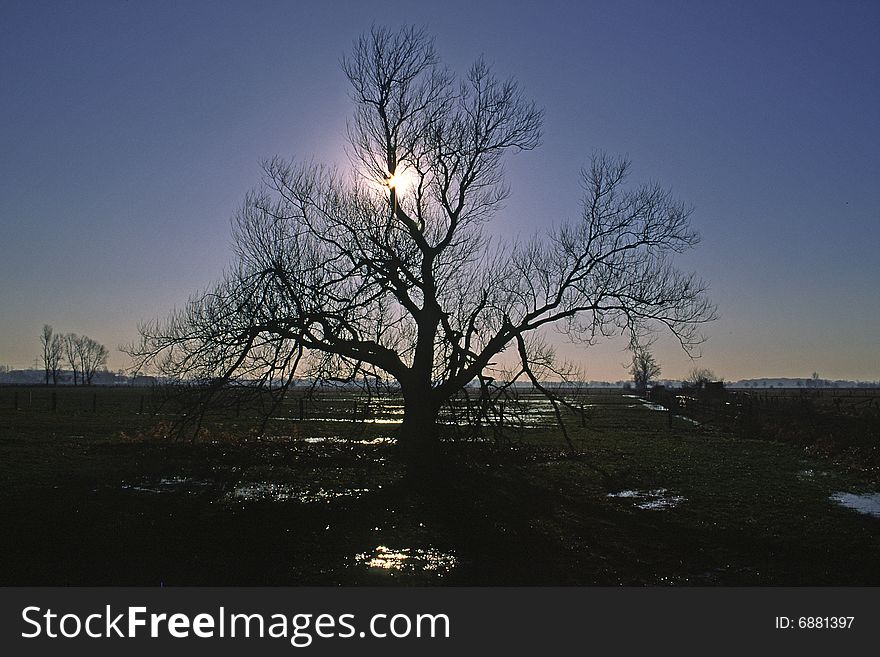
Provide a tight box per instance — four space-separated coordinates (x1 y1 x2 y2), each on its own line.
685 367 716 389
60 333 109 385
630 350 661 394
40 324 63 385
40 324 52 384
128 26 715 454
78 335 109 385
63 333 80 386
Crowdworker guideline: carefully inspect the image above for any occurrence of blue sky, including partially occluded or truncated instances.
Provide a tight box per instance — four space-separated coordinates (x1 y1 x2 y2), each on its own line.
1 0 878 380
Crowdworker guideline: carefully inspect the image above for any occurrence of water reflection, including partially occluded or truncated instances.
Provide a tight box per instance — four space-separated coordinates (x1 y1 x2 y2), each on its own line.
300 435 396 445
830 492 880 518
273 395 571 429
121 476 214 494
227 482 369 504
354 545 457 575
607 488 686 510
304 418 402 424
797 469 830 479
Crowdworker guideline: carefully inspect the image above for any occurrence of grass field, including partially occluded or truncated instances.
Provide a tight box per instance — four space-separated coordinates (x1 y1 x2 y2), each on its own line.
1 385 878 585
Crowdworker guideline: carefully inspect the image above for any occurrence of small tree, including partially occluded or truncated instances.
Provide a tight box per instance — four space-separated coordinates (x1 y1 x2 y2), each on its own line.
630 350 661 394
685 367 715 389
78 336 109 385
60 333 108 385
40 325 63 385
63 333 80 386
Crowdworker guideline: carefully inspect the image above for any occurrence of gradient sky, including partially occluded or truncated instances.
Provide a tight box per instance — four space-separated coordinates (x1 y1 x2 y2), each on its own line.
1 0 878 381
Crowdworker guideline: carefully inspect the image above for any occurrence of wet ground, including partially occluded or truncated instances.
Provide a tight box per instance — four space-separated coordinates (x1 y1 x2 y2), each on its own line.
1 388 879 585
830 492 880 518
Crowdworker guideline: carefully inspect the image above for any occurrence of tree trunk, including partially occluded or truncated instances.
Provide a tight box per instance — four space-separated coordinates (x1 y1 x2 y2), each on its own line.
397 391 450 490
398 392 441 459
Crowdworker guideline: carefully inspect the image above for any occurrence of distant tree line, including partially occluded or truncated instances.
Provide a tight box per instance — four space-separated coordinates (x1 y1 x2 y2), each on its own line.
39 325 108 385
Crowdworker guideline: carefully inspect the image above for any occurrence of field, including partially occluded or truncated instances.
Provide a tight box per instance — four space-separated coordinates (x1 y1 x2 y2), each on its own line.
1 385 878 585
649 386 880 473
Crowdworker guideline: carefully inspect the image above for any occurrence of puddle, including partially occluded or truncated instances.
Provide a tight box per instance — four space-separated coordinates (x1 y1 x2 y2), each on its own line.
830 492 880 518
275 397 569 429
354 545 457 575
437 419 555 428
797 469 830 479
301 417 402 424
226 482 369 504
357 436 397 445
625 399 670 412
607 488 686 510
121 476 214 494
300 436 396 445
252 434 397 445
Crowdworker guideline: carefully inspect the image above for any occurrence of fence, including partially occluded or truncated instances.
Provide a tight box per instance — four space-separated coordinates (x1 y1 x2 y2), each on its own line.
2 386 152 416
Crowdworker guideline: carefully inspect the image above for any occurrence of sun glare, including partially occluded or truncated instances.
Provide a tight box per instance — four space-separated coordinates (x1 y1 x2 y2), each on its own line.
384 167 415 193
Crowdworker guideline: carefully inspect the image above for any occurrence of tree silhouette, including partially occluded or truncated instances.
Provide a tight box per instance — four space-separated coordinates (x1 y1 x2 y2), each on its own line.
63 333 80 386
630 350 661 394
685 367 716 389
78 335 109 385
61 332 108 385
129 26 715 455
40 324 63 385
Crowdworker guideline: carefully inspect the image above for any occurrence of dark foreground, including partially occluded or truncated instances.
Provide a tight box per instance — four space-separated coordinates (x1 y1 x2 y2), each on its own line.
1 386 878 585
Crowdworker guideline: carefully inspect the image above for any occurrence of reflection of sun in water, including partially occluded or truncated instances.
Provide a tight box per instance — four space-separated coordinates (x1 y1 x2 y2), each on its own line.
354 545 458 574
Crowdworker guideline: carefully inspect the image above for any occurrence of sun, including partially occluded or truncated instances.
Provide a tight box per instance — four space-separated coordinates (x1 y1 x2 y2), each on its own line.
384 167 416 193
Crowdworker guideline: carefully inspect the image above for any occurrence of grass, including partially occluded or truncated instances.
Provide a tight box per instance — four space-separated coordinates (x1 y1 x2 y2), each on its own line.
0 386 878 585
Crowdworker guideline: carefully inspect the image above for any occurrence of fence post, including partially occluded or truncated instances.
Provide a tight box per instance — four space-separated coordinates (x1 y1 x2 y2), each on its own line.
298 397 304 422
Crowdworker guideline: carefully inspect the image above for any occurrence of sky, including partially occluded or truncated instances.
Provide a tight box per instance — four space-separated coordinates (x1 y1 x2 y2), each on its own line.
1 0 878 381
